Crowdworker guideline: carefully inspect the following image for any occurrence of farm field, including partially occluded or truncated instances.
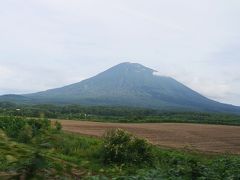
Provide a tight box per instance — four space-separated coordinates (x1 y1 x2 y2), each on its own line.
59 120 240 154
1 116 240 179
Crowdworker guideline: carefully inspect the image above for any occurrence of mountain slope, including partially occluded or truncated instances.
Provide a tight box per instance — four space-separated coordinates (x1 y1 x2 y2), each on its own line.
1 62 240 113
0 94 33 104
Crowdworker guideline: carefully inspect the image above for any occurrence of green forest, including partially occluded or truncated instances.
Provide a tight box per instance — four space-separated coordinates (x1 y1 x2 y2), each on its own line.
1 102 240 125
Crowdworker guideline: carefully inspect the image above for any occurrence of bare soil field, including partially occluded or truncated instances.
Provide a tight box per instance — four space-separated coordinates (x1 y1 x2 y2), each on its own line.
58 120 240 154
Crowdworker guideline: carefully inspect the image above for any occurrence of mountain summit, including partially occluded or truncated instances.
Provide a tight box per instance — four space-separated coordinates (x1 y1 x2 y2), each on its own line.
1 62 240 113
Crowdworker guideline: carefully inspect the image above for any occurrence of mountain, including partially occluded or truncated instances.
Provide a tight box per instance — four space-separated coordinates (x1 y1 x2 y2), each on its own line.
1 62 240 113
0 94 33 104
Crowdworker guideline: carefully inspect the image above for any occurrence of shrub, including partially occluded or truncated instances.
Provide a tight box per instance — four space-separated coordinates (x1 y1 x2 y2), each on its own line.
102 128 154 165
0 116 51 142
54 121 62 131
18 124 33 143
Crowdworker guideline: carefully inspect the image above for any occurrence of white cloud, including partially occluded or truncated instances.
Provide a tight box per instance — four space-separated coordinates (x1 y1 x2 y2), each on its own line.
0 65 12 77
0 0 240 105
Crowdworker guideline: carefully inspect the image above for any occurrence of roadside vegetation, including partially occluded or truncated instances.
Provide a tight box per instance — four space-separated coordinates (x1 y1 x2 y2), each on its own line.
1 102 240 125
1 116 240 179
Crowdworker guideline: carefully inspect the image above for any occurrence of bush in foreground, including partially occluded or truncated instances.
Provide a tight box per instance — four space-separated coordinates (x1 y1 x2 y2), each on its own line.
102 128 154 165
0 116 51 143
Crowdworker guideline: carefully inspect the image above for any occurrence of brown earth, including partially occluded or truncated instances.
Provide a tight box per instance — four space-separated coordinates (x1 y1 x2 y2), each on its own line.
57 120 240 154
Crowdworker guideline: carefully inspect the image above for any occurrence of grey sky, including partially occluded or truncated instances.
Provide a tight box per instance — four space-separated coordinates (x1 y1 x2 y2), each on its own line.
0 0 240 105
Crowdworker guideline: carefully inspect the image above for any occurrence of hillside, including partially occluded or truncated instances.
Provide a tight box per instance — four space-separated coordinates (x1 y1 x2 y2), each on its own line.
0 62 240 113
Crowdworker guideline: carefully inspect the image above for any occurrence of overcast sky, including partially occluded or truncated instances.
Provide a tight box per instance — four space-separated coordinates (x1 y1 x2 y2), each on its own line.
0 0 240 105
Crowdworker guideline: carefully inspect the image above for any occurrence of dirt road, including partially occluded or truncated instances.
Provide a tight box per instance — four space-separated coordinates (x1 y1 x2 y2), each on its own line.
58 120 240 154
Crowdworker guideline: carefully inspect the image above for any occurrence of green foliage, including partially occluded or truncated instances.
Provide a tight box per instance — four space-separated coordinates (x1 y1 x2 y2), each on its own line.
17 124 33 143
1 116 240 179
49 132 101 157
21 151 49 179
0 116 101 178
0 116 50 142
54 120 62 131
1 103 240 125
102 128 154 165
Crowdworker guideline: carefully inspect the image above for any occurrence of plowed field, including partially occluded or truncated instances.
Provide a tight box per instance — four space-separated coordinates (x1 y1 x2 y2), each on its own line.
58 120 240 154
